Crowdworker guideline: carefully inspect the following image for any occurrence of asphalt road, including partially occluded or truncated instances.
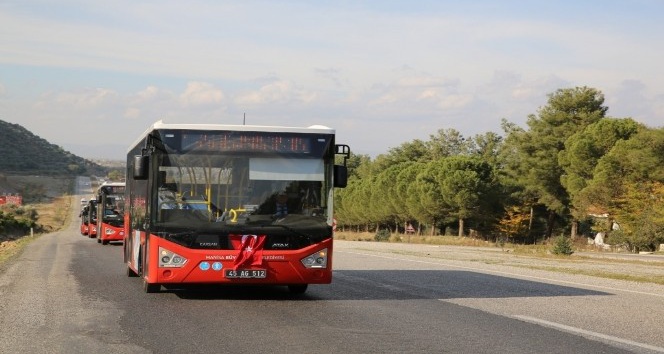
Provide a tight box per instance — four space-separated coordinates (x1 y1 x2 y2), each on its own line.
0 178 663 353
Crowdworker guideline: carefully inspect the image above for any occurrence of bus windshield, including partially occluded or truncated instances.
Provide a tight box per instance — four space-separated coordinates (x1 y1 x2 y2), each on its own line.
152 152 332 239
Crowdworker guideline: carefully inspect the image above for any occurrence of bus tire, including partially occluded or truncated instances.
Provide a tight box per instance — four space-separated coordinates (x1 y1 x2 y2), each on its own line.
97 238 101 243
143 280 160 293
102 240 109 245
288 284 308 294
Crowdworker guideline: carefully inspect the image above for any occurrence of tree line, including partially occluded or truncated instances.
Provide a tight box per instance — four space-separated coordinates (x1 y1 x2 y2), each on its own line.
334 86 664 252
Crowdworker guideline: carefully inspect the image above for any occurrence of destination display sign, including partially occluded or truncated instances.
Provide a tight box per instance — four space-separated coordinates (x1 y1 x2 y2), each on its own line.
180 132 314 153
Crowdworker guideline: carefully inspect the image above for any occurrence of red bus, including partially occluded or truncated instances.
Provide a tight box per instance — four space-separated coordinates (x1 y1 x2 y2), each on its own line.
79 201 90 236
124 120 349 293
95 182 126 245
80 199 98 238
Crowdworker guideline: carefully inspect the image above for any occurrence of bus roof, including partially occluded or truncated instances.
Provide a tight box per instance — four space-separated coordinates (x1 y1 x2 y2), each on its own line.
96 181 125 195
99 181 125 187
128 120 336 153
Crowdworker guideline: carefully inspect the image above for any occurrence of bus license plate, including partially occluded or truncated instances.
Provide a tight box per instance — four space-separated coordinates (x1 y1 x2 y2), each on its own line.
225 269 267 279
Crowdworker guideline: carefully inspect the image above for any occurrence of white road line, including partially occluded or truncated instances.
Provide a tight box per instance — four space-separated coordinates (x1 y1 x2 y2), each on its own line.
337 250 664 298
513 315 664 353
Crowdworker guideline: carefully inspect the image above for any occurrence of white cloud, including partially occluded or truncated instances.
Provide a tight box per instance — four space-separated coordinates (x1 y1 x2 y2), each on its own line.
36 88 120 112
235 80 317 105
364 70 471 117
417 89 438 101
605 80 655 121
179 81 225 107
124 107 140 119
652 97 664 124
438 94 473 110
396 75 455 88
136 86 161 101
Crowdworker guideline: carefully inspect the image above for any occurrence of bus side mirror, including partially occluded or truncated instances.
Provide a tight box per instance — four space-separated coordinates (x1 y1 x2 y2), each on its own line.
133 155 149 180
334 165 347 188
334 144 350 188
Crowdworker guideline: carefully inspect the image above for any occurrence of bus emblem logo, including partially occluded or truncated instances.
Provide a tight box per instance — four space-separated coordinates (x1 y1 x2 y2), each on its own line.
212 262 223 271
199 262 210 271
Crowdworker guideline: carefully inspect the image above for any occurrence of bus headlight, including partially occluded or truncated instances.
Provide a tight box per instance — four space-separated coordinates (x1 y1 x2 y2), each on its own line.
105 228 115 235
301 248 327 269
159 247 188 268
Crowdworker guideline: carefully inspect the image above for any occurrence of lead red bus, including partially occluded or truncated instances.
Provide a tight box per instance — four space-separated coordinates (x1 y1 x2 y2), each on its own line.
124 120 349 293
95 182 126 245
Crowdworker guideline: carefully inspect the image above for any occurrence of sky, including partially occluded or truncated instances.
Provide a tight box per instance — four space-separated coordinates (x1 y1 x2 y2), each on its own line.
1 1 663 161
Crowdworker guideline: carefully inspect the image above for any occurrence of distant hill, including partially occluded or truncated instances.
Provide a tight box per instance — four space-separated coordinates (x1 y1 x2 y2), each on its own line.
0 119 108 176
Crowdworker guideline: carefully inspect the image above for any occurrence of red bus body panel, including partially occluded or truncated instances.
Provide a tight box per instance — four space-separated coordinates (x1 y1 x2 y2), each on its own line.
87 224 97 238
99 223 125 242
138 234 332 286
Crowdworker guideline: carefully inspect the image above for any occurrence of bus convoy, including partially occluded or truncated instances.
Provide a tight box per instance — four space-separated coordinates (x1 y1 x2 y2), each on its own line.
78 120 349 295
79 198 97 238
80 182 125 243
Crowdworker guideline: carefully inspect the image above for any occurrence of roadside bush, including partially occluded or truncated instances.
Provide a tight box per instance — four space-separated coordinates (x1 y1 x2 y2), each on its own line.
374 229 390 242
610 227 664 253
0 205 39 236
551 235 574 255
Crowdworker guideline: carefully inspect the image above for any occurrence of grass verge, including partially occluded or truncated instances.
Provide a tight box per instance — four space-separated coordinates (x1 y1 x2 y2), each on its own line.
0 176 74 266
511 264 664 285
0 234 40 265
335 231 664 286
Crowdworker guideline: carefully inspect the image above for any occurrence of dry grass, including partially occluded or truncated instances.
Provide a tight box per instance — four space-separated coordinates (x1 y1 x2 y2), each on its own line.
0 175 74 264
3 175 73 232
0 234 39 264
33 191 74 233
334 231 492 247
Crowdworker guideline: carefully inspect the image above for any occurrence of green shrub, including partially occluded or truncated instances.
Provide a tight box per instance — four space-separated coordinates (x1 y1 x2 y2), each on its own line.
551 235 574 255
374 229 390 242
610 227 664 253
0 205 39 236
